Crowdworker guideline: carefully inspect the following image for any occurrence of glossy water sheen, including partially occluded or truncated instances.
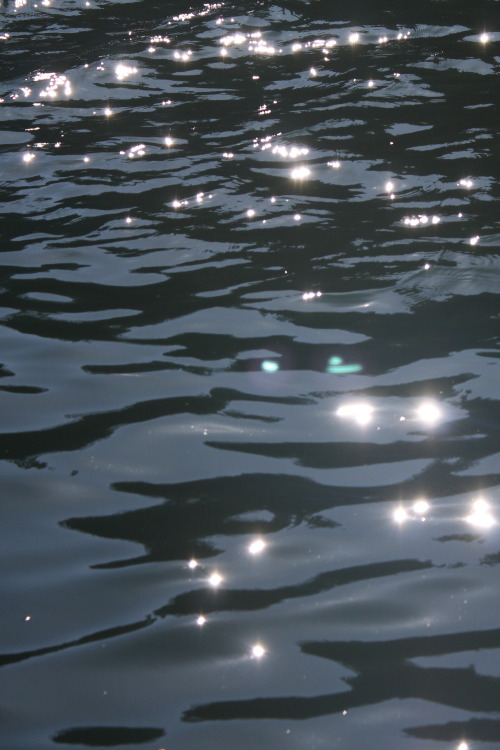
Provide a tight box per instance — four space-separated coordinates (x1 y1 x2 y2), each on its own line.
1 1 499 748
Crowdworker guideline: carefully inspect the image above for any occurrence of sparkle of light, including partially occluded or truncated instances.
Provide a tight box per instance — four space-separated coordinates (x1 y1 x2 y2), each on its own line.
291 166 310 180
413 499 429 516
393 507 408 524
349 32 360 44
188 558 198 570
480 32 489 44
196 615 206 626
336 402 374 426
208 572 223 587
251 644 266 659
466 499 495 529
470 236 480 246
249 538 266 555
115 63 138 81
164 136 174 147
416 401 442 425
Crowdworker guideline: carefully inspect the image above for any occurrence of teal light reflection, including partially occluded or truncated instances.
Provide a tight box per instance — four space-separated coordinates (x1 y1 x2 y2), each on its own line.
327 356 362 375
261 360 279 373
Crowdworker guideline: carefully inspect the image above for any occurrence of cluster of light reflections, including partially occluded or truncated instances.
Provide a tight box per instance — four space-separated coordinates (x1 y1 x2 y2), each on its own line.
188 539 267 657
335 400 443 427
393 498 496 530
465 499 495 529
393 499 430 525
403 214 441 227
336 403 374 426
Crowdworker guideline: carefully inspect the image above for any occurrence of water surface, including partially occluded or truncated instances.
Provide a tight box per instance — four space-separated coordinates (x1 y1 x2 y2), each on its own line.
1 1 500 748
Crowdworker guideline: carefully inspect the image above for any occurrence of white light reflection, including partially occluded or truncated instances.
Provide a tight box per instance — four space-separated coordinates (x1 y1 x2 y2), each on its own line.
416 401 442 425
302 291 322 300
466 499 495 529
336 403 373 426
349 32 360 44
470 236 480 246
208 572 223 587
251 643 266 659
22 152 35 163
164 136 174 147
393 507 408 524
188 558 198 570
115 63 137 81
104 107 113 117
394 499 431 525
196 615 207 627
249 538 266 555
413 499 429 518
291 166 310 180
480 32 489 44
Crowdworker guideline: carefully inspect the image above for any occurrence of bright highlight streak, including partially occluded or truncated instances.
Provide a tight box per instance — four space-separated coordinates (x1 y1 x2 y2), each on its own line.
196 615 206 626
349 32 360 44
480 32 489 44
249 538 266 555
336 403 374 426
164 136 174 147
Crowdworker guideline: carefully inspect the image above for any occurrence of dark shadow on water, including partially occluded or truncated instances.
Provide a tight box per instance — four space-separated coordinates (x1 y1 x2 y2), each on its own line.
406 718 500 743
52 726 165 746
183 627 500 723
155 558 433 617
62 465 500 568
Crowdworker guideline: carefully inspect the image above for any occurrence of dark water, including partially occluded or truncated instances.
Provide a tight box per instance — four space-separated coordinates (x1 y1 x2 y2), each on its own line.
1 0 500 747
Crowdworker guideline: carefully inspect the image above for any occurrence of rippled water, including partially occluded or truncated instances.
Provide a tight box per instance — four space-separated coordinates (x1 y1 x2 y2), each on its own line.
1 1 500 748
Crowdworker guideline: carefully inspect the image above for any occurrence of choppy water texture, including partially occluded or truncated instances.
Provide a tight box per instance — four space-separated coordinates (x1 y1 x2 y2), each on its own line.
1 0 500 748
